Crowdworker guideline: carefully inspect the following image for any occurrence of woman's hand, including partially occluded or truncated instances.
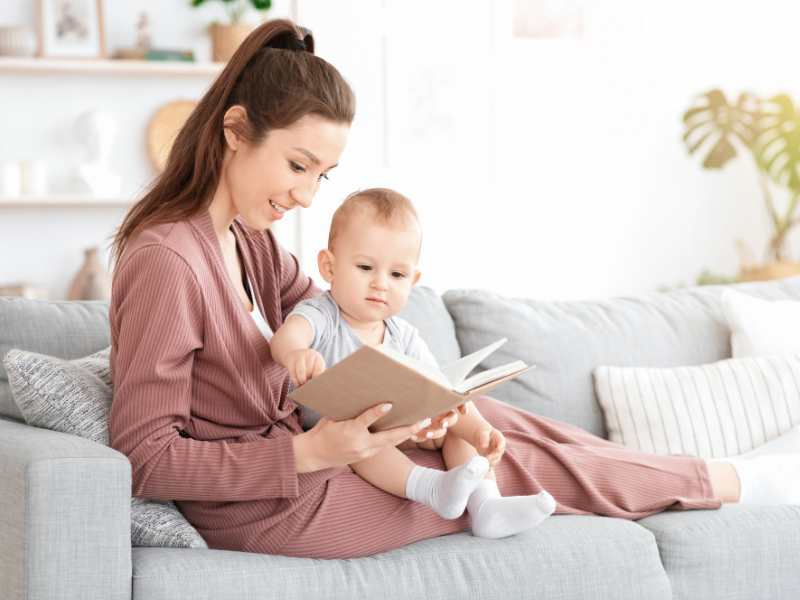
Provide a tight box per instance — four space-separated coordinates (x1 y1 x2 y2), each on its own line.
407 406 463 449
295 403 433 471
285 348 325 387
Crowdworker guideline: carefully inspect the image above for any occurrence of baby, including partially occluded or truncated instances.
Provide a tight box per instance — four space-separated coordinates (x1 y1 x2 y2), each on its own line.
271 188 555 539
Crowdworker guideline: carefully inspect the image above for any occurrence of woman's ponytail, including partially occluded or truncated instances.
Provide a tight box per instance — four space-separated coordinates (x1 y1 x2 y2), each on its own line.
110 19 354 267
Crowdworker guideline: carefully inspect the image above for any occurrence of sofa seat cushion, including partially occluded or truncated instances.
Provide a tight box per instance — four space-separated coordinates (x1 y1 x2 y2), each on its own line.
637 504 800 600
132 515 671 600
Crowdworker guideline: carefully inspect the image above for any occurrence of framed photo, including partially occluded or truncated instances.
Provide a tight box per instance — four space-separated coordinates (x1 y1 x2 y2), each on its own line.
37 0 106 58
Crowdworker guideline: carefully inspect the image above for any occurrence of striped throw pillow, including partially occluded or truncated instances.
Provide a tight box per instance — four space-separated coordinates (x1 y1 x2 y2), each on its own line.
593 354 800 458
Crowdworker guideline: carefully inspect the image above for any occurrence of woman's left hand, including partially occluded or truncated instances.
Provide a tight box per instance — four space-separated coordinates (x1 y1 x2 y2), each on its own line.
408 407 461 449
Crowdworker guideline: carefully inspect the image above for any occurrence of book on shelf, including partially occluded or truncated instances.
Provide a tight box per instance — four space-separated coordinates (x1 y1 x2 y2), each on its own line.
288 337 533 432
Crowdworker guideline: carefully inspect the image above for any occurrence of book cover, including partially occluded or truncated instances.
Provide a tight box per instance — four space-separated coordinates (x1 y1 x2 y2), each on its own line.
288 342 534 432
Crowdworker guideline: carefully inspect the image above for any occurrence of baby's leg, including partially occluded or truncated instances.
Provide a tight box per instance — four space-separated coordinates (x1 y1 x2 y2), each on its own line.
445 404 557 538
442 426 493 476
351 447 489 519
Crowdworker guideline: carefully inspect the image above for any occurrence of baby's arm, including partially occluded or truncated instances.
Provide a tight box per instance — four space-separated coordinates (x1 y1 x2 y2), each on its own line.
271 315 325 386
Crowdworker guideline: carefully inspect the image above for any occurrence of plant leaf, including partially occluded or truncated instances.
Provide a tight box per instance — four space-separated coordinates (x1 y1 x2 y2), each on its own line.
681 88 760 169
753 94 800 192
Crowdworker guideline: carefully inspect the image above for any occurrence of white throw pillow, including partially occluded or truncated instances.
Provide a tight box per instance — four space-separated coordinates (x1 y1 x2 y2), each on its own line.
721 289 800 358
593 354 800 458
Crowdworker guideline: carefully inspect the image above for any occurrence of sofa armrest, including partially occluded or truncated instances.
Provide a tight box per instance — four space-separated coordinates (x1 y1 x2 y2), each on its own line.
0 417 132 600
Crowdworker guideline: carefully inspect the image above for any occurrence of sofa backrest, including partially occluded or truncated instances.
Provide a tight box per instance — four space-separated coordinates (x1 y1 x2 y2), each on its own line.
442 276 800 437
0 287 461 422
7 278 800 438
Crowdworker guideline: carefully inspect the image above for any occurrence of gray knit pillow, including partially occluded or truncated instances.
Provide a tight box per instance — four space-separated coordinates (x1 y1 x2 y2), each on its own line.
3 347 207 549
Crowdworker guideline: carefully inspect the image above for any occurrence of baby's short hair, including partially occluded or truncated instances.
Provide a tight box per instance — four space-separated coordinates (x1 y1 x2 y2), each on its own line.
328 187 420 251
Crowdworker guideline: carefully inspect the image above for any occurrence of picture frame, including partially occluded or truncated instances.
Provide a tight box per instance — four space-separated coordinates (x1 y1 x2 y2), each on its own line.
37 0 106 59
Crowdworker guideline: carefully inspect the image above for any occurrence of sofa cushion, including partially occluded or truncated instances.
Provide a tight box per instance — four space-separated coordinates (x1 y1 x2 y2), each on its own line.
398 285 461 366
722 288 800 358
3 346 207 549
593 353 800 458
132 516 671 600
0 297 110 420
443 276 800 437
637 504 800 600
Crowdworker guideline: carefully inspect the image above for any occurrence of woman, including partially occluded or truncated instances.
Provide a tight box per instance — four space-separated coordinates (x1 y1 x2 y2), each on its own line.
108 19 754 560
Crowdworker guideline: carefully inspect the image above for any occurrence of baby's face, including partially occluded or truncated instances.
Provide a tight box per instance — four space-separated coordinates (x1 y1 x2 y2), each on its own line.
323 213 421 325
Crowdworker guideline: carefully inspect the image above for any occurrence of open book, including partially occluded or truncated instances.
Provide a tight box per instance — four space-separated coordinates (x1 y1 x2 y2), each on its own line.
288 338 534 432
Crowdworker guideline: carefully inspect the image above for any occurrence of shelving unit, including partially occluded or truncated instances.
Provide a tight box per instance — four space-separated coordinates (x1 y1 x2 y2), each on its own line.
0 195 132 207
0 57 225 77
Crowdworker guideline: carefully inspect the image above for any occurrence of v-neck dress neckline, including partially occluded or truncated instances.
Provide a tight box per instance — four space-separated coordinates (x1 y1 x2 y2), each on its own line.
194 209 275 362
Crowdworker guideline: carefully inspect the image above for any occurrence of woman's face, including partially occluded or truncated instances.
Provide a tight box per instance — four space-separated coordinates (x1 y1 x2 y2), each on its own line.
223 112 349 230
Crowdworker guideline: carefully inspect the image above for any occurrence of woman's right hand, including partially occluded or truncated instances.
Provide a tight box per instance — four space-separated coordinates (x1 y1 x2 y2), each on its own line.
295 403 432 472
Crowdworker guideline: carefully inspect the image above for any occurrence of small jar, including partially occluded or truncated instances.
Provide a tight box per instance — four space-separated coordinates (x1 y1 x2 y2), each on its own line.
0 25 37 57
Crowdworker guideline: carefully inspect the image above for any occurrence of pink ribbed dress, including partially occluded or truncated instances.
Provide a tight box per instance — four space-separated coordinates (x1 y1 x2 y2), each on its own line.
108 208 722 560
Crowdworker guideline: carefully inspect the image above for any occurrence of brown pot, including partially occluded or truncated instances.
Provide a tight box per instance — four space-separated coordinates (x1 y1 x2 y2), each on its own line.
66 247 112 301
738 261 800 282
210 23 254 62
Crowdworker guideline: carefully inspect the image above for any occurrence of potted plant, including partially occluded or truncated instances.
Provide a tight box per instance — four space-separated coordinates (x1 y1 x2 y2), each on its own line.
191 0 272 62
682 89 800 282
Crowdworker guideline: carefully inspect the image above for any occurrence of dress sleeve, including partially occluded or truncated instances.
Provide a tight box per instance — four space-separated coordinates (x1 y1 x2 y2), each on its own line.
108 244 300 502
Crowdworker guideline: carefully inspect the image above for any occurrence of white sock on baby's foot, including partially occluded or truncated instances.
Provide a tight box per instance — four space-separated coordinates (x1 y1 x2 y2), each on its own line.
708 425 800 505
405 456 491 519
466 479 556 539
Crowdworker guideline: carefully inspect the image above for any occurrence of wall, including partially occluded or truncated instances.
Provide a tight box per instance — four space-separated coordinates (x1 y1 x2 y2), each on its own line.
0 0 797 301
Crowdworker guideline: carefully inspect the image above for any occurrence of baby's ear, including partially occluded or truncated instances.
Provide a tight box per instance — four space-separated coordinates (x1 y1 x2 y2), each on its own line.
412 270 421 286
317 249 335 283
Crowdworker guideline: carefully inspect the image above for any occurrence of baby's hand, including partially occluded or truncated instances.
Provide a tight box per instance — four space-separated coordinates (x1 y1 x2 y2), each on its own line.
285 349 325 387
476 427 506 467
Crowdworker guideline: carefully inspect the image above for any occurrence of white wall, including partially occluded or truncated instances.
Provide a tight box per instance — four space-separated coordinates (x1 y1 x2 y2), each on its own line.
1 0 797 301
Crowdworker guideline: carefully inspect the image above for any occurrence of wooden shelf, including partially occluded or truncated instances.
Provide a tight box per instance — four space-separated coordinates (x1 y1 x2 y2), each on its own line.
0 195 132 207
0 57 224 77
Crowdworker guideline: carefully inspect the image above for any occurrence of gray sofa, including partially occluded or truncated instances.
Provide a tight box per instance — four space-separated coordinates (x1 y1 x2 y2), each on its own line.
3 277 800 600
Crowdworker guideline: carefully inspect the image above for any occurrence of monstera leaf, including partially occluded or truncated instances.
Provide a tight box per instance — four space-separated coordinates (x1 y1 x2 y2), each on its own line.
682 89 760 169
752 94 800 193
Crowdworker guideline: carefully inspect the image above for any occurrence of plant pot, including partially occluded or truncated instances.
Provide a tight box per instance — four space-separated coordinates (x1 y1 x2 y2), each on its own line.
210 23 254 62
738 261 800 282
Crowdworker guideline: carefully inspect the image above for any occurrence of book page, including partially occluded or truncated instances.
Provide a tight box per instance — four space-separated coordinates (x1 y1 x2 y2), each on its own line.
454 361 532 394
375 343 452 388
440 338 508 386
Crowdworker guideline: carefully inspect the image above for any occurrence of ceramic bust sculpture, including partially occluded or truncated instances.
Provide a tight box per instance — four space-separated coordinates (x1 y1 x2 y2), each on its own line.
73 109 122 197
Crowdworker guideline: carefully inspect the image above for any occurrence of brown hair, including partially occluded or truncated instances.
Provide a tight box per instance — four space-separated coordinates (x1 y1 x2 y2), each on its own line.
328 187 421 253
109 19 355 267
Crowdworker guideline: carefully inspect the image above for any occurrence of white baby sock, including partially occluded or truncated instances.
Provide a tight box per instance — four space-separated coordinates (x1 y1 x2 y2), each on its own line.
466 479 557 539
710 424 800 505
405 456 491 519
